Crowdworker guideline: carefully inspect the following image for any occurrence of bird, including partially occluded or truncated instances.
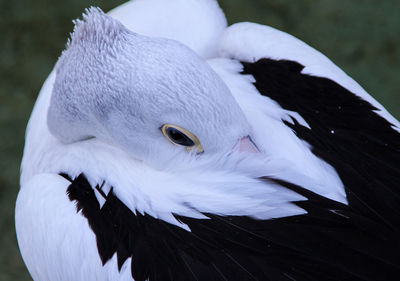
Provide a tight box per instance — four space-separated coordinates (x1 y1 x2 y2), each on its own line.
15 0 400 280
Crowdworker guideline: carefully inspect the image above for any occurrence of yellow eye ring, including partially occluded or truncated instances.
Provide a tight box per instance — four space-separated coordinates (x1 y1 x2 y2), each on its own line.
161 124 203 153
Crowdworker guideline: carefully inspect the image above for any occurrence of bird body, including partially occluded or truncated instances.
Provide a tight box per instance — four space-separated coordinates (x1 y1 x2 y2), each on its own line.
16 1 400 280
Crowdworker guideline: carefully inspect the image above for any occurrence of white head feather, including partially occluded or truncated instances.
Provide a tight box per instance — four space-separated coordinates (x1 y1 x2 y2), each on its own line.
48 8 250 167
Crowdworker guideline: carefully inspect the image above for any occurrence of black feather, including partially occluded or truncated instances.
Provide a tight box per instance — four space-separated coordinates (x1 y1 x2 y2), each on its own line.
65 173 400 281
242 58 400 230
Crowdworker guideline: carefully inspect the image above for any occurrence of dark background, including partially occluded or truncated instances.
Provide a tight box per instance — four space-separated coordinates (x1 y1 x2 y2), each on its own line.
1 0 399 280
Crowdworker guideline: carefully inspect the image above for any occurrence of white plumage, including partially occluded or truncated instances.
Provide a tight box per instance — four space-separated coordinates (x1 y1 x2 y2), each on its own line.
16 1 400 280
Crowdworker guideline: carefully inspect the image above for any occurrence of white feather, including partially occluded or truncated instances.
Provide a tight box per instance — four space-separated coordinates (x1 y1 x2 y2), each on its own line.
218 22 400 132
108 0 227 59
16 174 109 281
208 58 347 203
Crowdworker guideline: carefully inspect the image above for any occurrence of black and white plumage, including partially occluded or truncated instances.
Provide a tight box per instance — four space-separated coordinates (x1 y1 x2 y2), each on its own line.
15 1 400 281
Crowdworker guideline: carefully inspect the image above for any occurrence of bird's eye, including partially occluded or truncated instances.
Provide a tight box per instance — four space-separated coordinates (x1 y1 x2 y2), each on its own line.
161 124 203 153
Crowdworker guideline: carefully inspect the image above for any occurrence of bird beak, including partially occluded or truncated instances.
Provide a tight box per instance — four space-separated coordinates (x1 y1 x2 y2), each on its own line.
235 135 259 153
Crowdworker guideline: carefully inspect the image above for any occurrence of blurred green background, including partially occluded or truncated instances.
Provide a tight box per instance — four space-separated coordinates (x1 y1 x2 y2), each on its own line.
0 0 399 280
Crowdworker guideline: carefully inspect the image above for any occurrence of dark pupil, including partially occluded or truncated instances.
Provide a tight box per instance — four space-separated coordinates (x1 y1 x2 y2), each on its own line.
166 127 195 147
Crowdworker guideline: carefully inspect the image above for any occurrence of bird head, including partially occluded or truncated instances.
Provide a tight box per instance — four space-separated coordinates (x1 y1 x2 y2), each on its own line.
48 8 256 168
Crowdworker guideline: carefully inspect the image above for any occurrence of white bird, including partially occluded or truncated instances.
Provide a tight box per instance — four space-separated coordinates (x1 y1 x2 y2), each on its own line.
16 0 400 280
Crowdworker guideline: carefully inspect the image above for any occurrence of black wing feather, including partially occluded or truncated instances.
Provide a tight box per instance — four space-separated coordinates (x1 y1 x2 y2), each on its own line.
66 174 400 281
242 58 400 230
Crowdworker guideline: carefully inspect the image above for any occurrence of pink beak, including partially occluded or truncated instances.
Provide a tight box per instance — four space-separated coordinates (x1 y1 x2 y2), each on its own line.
235 136 259 153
